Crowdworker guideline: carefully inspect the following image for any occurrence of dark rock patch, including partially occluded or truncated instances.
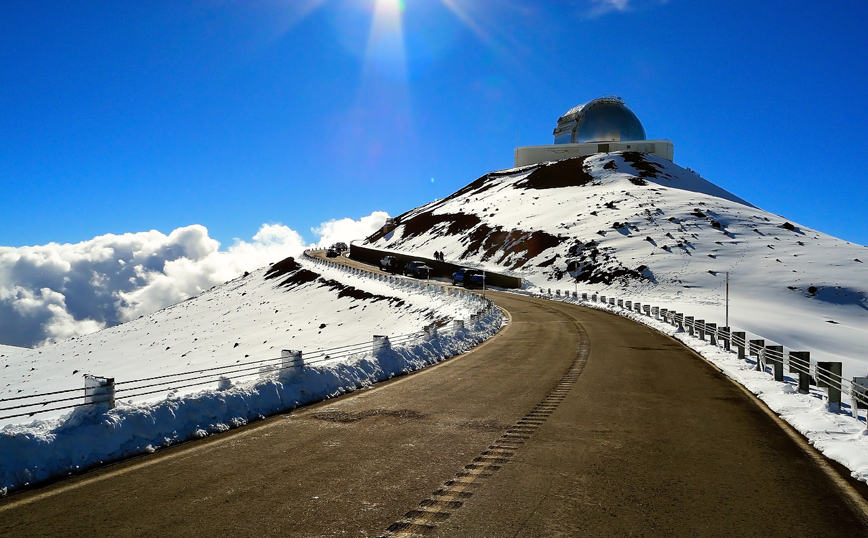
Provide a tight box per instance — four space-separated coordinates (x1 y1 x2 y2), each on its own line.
564 242 648 285
277 269 320 288
515 156 594 190
317 278 405 307
264 257 302 280
461 225 562 270
400 212 482 241
621 152 664 178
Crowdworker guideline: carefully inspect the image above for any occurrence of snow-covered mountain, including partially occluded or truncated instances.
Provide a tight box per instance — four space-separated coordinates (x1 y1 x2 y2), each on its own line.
364 152 868 375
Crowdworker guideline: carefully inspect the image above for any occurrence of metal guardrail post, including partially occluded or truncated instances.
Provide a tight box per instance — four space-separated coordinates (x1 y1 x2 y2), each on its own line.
600 295 606 303
84 375 115 408
747 339 761 357
817 361 842 407
696 320 705 340
706 323 717 345
617 299 623 308
685 316 694 336
675 313 684 331
852 377 868 423
764 345 784 381
733 331 746 359
609 297 615 306
788 351 811 393
591 294 597 302
748 339 765 370
625 300 632 310
719 326 730 351
582 293 588 300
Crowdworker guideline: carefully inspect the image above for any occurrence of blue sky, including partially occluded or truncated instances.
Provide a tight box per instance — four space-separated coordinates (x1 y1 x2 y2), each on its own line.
2 0 867 249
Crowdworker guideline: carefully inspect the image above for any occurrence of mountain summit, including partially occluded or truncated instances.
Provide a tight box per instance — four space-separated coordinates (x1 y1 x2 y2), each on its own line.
363 152 868 369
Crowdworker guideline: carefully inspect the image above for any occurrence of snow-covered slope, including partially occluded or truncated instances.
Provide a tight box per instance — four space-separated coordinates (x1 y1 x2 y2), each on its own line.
1 256 491 423
0 344 24 357
365 152 868 376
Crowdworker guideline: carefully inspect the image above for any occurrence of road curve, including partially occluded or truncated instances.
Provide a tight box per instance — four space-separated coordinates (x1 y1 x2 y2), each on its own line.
1 291 866 537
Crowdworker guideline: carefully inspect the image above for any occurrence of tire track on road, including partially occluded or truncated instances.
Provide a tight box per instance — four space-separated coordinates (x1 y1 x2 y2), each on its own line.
381 305 591 537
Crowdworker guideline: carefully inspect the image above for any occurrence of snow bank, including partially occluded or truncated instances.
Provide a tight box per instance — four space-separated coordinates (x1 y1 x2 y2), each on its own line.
0 308 503 495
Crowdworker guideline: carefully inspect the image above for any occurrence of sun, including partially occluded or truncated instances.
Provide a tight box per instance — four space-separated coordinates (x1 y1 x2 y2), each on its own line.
365 0 408 80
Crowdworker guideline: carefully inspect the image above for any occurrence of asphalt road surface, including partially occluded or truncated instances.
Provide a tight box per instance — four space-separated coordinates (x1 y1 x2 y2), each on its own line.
2 284 867 537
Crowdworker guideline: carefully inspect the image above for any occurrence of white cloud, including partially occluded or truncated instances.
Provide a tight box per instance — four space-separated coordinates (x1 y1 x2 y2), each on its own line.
313 211 390 248
583 0 668 17
596 0 630 11
0 212 389 348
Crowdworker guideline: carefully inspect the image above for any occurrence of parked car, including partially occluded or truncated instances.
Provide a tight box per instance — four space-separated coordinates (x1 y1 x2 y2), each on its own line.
452 268 484 288
403 260 432 279
379 255 401 273
325 247 339 258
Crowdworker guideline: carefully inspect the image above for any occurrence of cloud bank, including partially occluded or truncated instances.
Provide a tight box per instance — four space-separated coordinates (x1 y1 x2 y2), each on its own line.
0 212 388 348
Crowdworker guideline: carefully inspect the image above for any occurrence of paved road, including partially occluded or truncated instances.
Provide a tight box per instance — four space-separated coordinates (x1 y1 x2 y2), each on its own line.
2 289 867 537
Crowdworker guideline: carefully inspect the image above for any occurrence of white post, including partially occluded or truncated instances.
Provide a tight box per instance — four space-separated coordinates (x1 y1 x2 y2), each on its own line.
281 349 304 368
84 375 115 408
373 335 391 354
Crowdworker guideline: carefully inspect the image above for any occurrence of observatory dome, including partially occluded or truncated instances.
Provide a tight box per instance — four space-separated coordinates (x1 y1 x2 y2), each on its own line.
553 97 646 144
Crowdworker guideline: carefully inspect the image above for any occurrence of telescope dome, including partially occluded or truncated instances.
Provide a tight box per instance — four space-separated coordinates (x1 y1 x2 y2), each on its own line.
553 97 646 144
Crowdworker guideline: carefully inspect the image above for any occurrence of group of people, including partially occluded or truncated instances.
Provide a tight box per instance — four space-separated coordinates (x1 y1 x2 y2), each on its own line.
433 251 445 262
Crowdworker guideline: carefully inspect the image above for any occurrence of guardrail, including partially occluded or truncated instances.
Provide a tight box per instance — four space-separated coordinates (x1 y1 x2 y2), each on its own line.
1 252 499 424
537 286 867 423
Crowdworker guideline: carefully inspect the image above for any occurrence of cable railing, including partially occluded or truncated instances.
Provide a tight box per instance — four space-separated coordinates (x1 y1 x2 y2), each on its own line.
1 252 498 424
0 327 462 422
536 285 868 424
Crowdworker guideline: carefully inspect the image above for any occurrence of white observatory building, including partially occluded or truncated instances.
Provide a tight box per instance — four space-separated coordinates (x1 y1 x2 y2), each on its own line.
514 96 673 167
